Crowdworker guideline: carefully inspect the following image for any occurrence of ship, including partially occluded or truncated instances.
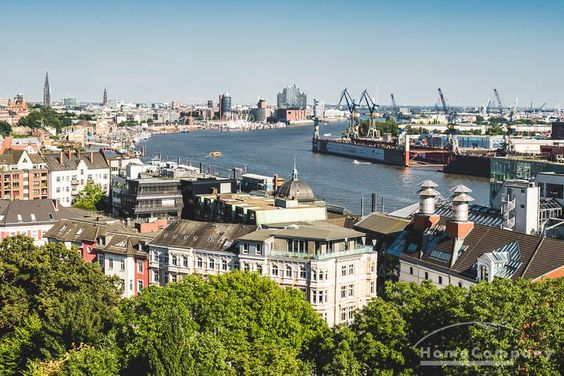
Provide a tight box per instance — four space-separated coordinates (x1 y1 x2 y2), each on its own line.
312 137 408 166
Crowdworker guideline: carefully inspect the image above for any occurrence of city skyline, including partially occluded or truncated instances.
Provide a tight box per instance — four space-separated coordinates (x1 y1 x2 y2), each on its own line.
1 0 563 106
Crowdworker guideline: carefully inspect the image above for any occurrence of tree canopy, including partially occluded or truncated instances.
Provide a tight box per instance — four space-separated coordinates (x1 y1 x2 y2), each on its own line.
72 181 107 212
0 121 12 137
17 106 73 133
0 234 562 375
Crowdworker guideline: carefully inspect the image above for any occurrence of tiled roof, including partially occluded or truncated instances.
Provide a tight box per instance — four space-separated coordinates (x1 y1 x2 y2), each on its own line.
150 220 256 251
45 217 135 242
522 238 564 280
42 150 109 171
0 199 90 227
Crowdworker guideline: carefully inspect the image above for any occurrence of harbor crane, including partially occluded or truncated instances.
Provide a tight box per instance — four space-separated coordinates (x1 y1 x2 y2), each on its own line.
337 88 360 139
391 93 400 121
493 88 503 115
359 89 379 139
437 88 457 127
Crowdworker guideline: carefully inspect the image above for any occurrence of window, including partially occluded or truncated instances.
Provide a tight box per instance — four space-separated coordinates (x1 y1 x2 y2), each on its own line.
137 260 143 274
257 264 263 275
242 243 249 254
479 265 489 281
341 307 346 321
438 276 443 285
370 281 375 294
129 279 133 292
243 262 250 271
348 307 354 320
182 256 188 267
209 258 215 270
222 259 228 270
286 265 292 278
348 284 354 297
424 272 429 280
137 279 144 292
318 270 324 280
341 265 347 276
458 282 463 288
348 264 354 275
171 273 177 283
327 241 334 253
108 258 113 270
171 254 178 266
341 285 347 298
299 266 306 279
272 264 278 276
410 267 414 275
197 257 203 268
152 270 159 282
256 243 262 255
120 260 125 271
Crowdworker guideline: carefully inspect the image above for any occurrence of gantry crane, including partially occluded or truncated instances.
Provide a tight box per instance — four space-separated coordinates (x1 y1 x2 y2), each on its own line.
338 88 360 139
359 89 379 139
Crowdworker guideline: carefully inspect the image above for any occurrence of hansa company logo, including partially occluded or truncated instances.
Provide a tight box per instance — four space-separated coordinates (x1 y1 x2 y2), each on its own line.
414 321 553 367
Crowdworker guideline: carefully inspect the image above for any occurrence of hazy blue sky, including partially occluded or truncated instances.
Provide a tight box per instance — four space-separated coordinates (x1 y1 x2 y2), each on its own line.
1 0 563 106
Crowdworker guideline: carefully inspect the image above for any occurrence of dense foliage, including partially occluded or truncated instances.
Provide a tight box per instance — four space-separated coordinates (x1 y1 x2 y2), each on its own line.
0 235 562 375
0 121 11 137
17 106 74 132
72 181 107 212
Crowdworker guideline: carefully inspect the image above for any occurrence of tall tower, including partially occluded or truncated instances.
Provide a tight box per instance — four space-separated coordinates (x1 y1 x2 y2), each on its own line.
43 71 51 107
103 87 108 106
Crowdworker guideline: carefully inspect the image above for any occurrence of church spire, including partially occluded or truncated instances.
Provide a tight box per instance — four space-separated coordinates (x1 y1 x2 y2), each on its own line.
43 71 51 107
103 86 108 106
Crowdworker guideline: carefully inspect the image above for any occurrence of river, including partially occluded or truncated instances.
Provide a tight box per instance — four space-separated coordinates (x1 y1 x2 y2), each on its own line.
141 122 490 214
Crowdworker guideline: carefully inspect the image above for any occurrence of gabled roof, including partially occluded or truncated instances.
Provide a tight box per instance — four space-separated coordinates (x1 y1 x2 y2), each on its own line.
96 231 156 257
0 199 90 227
42 150 109 171
522 238 564 280
150 220 256 252
44 216 135 242
394 221 552 281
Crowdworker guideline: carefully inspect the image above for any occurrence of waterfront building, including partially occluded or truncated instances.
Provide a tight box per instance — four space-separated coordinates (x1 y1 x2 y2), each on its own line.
0 199 89 245
111 162 185 219
551 121 564 140
0 94 29 125
43 71 51 107
180 177 238 219
240 173 274 193
237 222 377 326
43 150 110 206
490 156 564 204
0 150 49 200
188 165 327 225
219 93 232 120
251 99 269 122
276 108 306 123
385 181 564 288
277 84 307 109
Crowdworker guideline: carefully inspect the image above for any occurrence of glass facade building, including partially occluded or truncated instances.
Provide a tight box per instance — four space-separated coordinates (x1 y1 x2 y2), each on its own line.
277 84 307 109
490 157 564 204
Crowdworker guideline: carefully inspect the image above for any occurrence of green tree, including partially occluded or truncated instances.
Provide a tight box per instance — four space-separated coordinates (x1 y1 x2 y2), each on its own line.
0 120 12 136
72 181 106 211
0 236 120 374
114 271 327 375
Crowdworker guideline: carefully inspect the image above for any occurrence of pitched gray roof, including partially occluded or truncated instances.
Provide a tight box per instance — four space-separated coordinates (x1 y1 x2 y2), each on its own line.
42 150 109 171
0 199 90 227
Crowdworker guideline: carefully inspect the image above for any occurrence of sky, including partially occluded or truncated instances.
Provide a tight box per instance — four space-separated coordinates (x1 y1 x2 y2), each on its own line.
1 0 563 107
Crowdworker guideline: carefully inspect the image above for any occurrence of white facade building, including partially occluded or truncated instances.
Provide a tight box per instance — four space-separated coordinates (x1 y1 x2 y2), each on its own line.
43 150 110 206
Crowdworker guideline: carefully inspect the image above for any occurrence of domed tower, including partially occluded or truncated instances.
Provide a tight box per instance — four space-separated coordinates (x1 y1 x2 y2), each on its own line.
276 160 315 203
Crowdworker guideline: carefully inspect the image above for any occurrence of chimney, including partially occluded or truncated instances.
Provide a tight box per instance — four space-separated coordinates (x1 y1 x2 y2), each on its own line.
413 180 440 230
76 150 80 160
67 149 72 159
59 151 64 164
446 184 475 267
90 151 94 163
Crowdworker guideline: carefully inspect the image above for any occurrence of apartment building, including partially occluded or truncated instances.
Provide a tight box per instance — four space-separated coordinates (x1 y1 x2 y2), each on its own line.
148 219 377 326
0 149 49 200
43 150 110 206
387 181 564 288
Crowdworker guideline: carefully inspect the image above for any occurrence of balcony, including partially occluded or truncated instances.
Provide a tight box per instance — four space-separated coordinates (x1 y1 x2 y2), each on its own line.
270 246 374 260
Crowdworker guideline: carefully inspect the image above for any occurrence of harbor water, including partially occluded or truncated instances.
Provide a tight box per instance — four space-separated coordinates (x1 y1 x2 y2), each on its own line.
141 122 490 214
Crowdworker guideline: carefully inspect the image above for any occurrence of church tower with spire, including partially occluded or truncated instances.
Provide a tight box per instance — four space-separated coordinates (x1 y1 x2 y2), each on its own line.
43 71 51 107
103 87 108 106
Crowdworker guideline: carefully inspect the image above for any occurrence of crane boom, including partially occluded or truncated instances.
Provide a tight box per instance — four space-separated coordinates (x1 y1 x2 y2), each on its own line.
359 89 378 115
494 88 503 114
438 88 448 114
